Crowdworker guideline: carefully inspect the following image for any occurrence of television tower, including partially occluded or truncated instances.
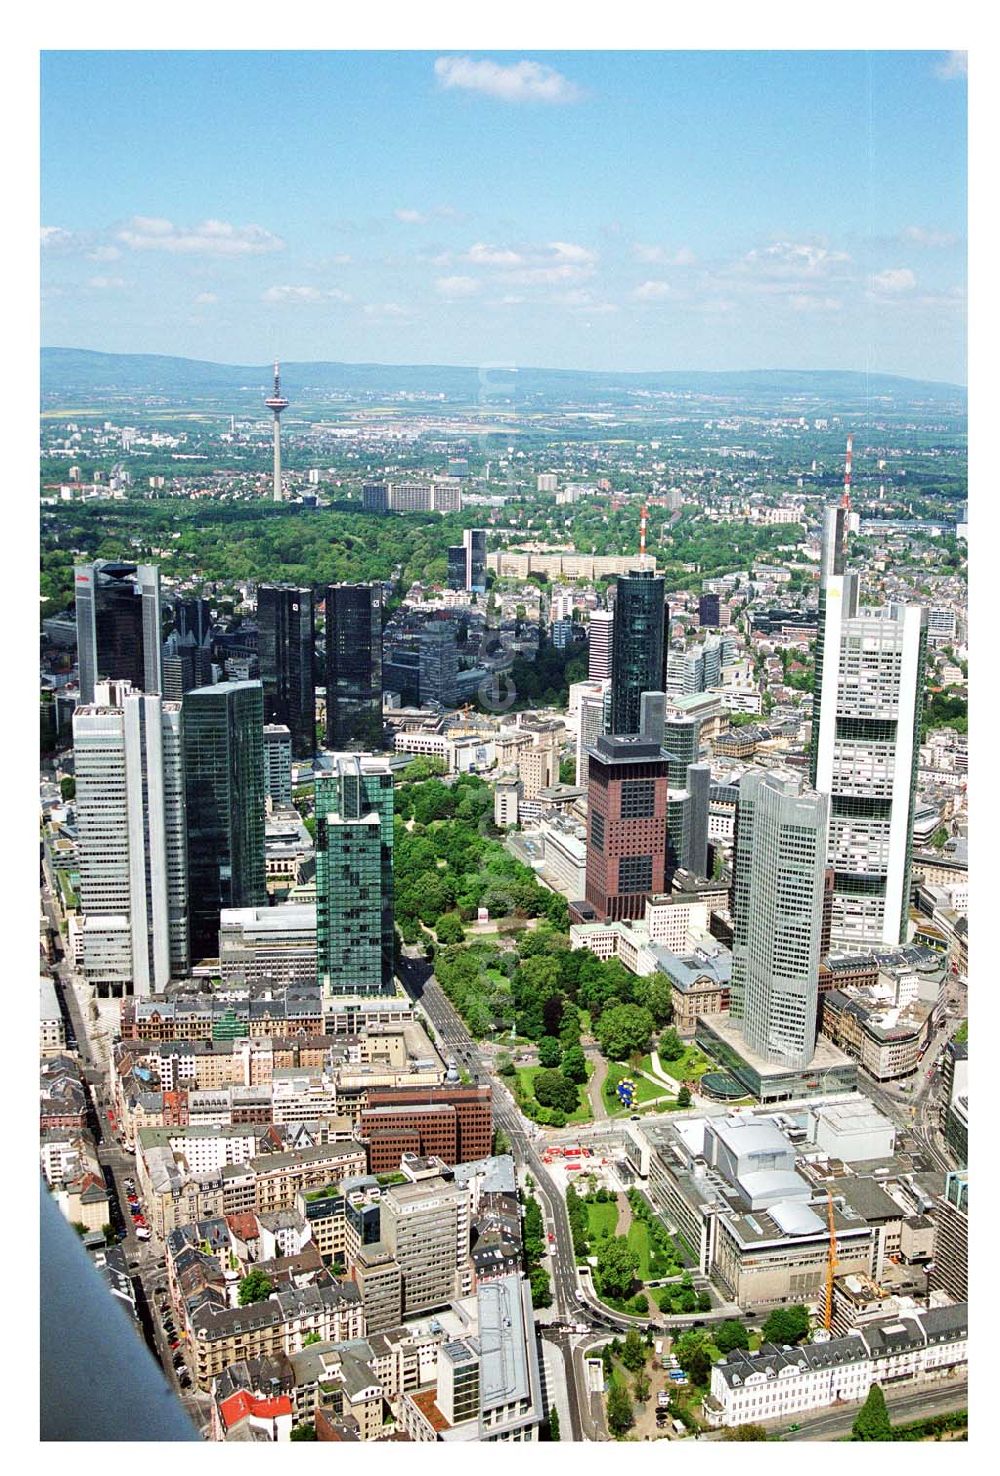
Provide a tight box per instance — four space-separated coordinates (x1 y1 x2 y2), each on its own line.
264 361 290 503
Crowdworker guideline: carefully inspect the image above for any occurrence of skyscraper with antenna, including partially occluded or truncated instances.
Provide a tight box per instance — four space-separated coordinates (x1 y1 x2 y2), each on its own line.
264 361 289 502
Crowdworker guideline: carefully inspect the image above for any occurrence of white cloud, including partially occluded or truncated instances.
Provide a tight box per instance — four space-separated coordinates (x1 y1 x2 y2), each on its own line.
633 280 674 301
744 240 851 275
936 51 967 80
395 206 457 225
633 244 696 267
88 245 122 262
194 291 218 305
870 268 917 293
435 275 481 299
548 241 597 265
901 225 959 249
87 275 126 290
363 302 415 319
464 240 597 287
434 55 582 105
788 294 843 313
465 242 524 268
119 216 284 256
262 285 351 303
41 226 81 253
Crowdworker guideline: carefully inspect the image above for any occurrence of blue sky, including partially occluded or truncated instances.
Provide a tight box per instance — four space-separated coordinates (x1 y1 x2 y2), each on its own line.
40 50 967 381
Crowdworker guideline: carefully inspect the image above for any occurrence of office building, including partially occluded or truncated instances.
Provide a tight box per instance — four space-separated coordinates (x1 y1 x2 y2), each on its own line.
419 619 459 708
256 584 316 758
609 571 668 735
463 529 487 593
315 754 394 995
73 682 189 994
583 734 671 922
380 1176 471 1315
324 583 383 750
74 560 162 704
362 480 389 513
811 505 929 948
162 596 213 699
931 1171 968 1301
359 1085 492 1173
447 546 467 591
183 681 267 960
218 904 317 987
574 678 610 789
263 724 292 808
730 771 829 1069
587 610 614 681
699 592 721 628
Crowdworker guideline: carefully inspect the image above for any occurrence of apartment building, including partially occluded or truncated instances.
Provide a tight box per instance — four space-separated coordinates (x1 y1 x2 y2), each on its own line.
190 1281 364 1392
705 1303 967 1428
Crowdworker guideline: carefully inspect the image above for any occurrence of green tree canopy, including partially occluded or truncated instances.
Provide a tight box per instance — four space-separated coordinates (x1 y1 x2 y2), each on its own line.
852 1383 892 1441
561 1044 588 1083
658 1027 685 1062
537 1035 563 1068
714 1320 750 1354
532 1068 580 1114
595 1236 640 1300
238 1268 274 1306
621 1327 647 1372
606 1376 634 1437
597 1002 655 1060
760 1304 810 1346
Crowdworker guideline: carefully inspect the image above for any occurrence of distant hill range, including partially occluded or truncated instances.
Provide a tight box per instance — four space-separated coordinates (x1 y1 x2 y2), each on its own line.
41 347 966 410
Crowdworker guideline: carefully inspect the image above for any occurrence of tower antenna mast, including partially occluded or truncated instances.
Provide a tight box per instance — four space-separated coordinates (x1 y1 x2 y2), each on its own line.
840 434 854 511
264 360 290 503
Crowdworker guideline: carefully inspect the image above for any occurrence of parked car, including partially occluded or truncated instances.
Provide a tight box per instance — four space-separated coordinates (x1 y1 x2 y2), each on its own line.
135 1228 151 1241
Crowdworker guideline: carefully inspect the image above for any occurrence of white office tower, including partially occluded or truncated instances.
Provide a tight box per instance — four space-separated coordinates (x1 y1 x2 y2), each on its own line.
730 771 829 1069
573 678 611 788
73 681 189 995
811 505 928 949
587 610 614 681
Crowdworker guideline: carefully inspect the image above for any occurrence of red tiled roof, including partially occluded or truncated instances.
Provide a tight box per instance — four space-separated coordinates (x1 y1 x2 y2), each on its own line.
219 1392 292 1430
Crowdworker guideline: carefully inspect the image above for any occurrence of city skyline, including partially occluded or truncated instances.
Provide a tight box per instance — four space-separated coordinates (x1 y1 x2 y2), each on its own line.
41 50 967 382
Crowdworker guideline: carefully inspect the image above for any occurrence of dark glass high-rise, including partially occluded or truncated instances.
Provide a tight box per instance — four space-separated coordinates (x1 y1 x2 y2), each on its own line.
325 583 383 750
74 561 162 703
182 680 267 959
256 584 316 758
609 570 668 736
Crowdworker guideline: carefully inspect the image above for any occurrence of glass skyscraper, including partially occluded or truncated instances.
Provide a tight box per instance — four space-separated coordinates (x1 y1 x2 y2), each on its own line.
256 584 316 758
182 680 266 959
73 681 188 995
315 754 395 995
609 570 668 736
730 771 829 1069
811 505 929 948
74 561 162 704
324 583 383 750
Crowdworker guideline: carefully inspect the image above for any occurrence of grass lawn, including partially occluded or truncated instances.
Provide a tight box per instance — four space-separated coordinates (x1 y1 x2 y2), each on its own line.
652 1045 712 1083
586 1200 619 1242
604 1062 674 1115
516 1066 593 1124
627 1219 651 1279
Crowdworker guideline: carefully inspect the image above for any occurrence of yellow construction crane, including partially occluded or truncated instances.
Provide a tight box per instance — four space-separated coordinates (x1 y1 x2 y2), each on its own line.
823 1188 838 1331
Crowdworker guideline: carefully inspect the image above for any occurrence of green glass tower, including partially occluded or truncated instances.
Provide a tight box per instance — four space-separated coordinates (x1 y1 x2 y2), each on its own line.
315 754 395 995
182 680 266 959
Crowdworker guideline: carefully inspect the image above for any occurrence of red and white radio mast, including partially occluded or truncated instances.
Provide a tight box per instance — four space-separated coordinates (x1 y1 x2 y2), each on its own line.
639 504 648 557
